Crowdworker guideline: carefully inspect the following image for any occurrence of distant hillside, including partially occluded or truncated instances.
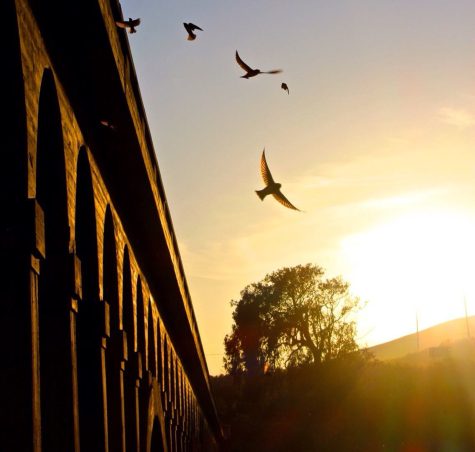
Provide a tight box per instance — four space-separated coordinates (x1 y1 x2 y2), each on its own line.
368 315 475 362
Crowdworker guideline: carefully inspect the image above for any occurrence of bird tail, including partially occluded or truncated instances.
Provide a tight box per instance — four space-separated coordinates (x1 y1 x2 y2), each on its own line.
255 189 266 201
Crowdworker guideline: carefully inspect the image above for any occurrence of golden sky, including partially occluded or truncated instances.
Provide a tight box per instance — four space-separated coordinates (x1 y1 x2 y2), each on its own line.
122 0 475 374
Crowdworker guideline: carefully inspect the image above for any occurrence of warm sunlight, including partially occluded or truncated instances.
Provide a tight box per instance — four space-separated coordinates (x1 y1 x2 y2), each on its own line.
117 0 475 377
342 209 475 344
9 0 475 450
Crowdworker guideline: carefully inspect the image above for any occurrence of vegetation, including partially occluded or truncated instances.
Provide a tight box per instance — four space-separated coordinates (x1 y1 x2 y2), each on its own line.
213 351 475 451
224 264 361 374
216 264 475 451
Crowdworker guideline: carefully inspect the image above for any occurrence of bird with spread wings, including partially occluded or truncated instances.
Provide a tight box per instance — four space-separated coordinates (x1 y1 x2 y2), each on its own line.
183 22 203 41
235 51 282 79
115 18 141 33
255 149 301 211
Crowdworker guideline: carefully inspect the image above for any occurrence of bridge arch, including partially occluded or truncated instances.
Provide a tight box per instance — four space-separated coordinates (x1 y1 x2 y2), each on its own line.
122 246 133 352
137 276 146 359
146 382 168 452
36 68 75 450
103 205 125 450
103 206 119 331
75 145 104 450
122 245 140 450
148 299 157 377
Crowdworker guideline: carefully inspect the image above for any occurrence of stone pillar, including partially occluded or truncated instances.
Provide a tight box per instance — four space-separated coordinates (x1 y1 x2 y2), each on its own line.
69 252 82 452
101 301 111 452
0 200 44 450
30 253 42 452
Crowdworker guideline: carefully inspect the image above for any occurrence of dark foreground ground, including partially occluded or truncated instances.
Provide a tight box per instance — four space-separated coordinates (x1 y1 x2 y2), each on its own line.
212 341 475 451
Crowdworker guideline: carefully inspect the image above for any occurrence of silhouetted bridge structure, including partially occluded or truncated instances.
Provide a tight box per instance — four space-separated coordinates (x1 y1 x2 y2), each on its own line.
1 0 222 450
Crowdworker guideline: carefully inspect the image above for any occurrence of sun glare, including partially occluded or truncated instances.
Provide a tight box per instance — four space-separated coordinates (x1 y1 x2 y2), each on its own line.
342 209 475 344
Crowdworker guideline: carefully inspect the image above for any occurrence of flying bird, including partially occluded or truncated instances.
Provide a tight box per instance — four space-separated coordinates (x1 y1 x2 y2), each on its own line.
100 119 116 131
235 51 282 79
281 83 290 94
115 18 141 33
183 22 203 41
255 149 301 211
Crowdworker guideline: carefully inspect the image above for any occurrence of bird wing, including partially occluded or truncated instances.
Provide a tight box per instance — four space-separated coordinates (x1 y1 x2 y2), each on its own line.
115 20 128 29
235 51 253 72
130 18 141 27
189 23 203 31
272 190 300 211
263 69 283 74
260 149 275 185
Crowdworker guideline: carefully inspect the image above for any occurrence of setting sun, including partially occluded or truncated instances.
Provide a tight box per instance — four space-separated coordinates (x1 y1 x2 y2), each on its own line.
343 209 475 343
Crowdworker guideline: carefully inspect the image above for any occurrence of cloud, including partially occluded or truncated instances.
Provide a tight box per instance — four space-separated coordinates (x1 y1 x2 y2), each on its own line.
438 107 475 129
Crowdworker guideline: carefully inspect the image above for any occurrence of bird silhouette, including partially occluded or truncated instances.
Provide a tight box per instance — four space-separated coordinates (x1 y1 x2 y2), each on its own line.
100 119 116 131
183 22 203 41
115 18 141 33
255 149 301 211
281 83 290 94
235 51 282 79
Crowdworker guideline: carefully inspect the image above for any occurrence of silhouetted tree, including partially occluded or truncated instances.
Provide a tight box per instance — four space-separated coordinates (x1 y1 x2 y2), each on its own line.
224 264 362 375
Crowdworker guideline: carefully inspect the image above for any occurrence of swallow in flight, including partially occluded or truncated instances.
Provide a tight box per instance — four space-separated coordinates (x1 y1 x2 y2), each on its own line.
235 51 282 79
100 119 116 131
115 18 141 33
255 149 301 211
184 22 203 41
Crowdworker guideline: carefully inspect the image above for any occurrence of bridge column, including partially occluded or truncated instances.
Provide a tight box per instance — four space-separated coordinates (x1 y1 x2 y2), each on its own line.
69 252 82 452
28 200 45 451
29 200 44 451
106 327 127 451
0 200 44 451
124 348 142 451
122 350 142 451
118 330 128 451
30 252 42 452
100 301 111 452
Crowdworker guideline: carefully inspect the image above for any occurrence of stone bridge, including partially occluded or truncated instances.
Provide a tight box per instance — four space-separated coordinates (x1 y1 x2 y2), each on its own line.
1 0 222 450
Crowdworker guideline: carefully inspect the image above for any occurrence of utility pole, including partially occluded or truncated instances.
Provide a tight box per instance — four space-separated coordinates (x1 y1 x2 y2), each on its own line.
416 311 420 352
464 297 471 339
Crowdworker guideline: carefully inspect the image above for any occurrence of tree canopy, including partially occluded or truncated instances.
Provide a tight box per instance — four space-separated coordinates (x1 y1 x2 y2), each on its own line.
224 264 362 374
